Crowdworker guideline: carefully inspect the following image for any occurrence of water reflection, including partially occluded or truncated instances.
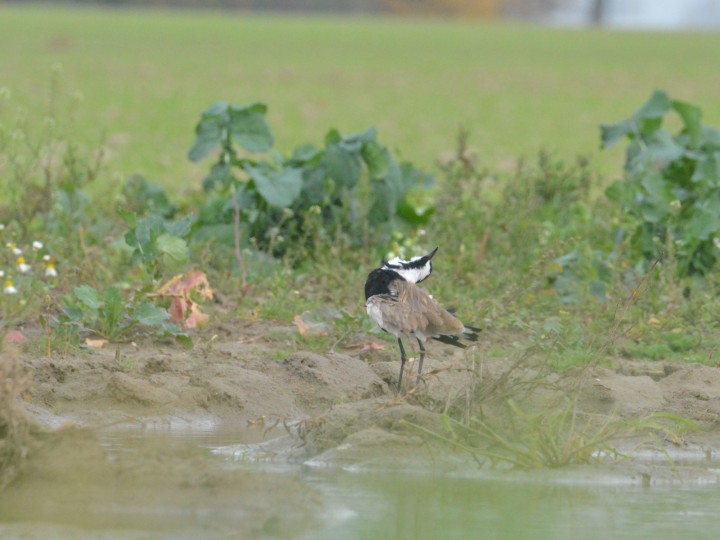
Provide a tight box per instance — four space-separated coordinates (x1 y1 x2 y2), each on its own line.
302 469 720 540
1 428 720 539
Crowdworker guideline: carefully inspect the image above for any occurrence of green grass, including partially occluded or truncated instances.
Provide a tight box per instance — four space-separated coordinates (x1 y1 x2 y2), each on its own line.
2 5 720 188
3 4 720 373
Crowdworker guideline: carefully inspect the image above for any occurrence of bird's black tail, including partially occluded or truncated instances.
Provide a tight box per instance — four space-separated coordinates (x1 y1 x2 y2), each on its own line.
432 325 481 349
462 325 482 341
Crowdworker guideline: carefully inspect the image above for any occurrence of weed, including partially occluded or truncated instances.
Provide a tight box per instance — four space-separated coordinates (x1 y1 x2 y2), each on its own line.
603 90 720 276
412 401 696 469
188 100 435 265
0 347 32 489
54 285 189 345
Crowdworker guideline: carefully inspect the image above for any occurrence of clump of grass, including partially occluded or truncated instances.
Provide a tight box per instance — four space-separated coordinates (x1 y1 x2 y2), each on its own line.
413 400 695 469
0 346 33 490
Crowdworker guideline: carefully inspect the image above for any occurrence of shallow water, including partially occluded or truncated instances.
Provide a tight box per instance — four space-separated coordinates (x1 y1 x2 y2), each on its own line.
2 427 720 539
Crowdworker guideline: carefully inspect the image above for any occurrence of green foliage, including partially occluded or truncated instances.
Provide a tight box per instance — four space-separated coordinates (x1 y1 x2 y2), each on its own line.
121 174 177 219
188 100 434 260
411 401 696 469
56 285 188 343
602 90 720 276
120 211 192 278
0 72 107 247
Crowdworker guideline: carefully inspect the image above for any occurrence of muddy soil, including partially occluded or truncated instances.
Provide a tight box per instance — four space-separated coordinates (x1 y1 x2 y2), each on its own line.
4 320 720 535
11 320 720 455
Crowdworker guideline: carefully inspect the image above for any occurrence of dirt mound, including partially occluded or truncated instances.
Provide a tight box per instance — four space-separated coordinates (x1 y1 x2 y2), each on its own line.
6 321 720 478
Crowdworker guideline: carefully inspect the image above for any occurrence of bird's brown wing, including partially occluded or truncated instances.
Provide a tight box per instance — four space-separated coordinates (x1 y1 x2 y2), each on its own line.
385 279 464 337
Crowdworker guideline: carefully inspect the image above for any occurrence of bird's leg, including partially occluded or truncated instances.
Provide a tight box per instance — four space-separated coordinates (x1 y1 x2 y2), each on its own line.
397 338 407 393
416 338 426 386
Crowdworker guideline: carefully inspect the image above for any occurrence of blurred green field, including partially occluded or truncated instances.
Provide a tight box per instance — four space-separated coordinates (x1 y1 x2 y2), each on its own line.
2 4 720 188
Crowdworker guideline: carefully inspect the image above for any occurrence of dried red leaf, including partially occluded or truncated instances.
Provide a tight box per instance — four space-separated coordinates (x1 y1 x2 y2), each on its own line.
185 302 209 329
4 330 26 344
293 314 329 337
156 271 214 329
85 338 108 350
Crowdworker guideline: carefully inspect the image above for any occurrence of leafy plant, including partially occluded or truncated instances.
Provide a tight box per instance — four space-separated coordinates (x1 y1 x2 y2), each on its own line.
602 90 720 276
121 174 177 219
120 212 192 279
57 285 188 343
188 100 435 262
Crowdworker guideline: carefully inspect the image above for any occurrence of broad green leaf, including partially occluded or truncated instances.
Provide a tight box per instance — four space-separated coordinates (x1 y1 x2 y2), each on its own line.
700 125 720 149
685 207 719 241
165 215 193 238
203 101 230 115
135 302 170 327
116 207 137 228
641 173 672 204
245 164 303 208
324 128 342 146
361 140 389 180
691 152 719 183
634 90 672 121
341 127 377 152
396 198 434 225
188 112 225 162
228 102 273 153
202 161 231 192
325 144 360 188
156 233 189 263
644 130 685 167
301 166 327 204
384 158 404 202
289 144 322 165
672 99 702 147
638 173 672 223
368 177 399 225
74 285 100 312
600 120 634 148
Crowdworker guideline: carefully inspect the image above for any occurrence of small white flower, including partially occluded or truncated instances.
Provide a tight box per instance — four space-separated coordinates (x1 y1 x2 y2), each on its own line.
3 281 17 294
0 223 5 230
0 270 4 277
13 248 21 256
43 254 51 261
17 257 30 273
32 241 43 250
45 265 58 277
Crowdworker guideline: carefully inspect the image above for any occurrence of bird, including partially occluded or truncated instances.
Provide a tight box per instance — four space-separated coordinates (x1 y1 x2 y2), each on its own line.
364 247 480 393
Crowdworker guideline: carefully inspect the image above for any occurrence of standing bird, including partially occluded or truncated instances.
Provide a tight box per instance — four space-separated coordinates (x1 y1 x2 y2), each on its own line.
364 247 480 392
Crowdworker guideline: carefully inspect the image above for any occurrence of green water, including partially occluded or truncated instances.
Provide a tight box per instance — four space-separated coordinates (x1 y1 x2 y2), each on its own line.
1 429 720 539
303 469 720 540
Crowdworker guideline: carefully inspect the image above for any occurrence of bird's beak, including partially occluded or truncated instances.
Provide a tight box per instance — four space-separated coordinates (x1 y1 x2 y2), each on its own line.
417 247 438 266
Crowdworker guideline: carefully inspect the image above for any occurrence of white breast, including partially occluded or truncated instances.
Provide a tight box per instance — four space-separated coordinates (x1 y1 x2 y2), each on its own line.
366 300 384 330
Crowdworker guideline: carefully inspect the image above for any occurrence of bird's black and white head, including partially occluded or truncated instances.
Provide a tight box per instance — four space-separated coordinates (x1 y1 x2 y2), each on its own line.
381 246 438 285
